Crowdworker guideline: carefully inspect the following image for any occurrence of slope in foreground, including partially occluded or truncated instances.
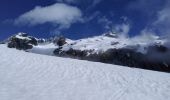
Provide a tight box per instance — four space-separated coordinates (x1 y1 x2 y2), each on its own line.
0 44 170 100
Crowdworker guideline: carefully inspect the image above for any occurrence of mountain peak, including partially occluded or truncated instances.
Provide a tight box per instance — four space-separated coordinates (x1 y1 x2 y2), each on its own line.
103 32 118 38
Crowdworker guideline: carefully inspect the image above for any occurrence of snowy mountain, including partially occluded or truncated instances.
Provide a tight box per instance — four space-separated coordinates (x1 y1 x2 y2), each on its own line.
0 44 170 100
5 32 170 72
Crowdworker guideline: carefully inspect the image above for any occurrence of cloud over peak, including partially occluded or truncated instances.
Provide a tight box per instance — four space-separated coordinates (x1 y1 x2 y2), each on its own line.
14 3 83 29
153 1 170 35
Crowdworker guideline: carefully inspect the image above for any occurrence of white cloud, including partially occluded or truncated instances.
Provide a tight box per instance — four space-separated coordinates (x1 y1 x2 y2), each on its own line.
136 0 170 39
56 0 102 7
98 16 112 30
153 1 170 36
56 0 78 4
92 0 102 6
113 23 130 38
86 11 100 21
127 0 164 16
133 29 159 43
15 3 83 29
98 16 131 38
137 0 170 38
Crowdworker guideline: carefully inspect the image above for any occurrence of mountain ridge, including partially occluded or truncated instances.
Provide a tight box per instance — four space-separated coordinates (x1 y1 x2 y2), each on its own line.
5 32 170 72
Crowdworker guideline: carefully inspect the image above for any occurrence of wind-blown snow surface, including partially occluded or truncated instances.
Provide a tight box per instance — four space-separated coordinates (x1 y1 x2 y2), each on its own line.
0 44 170 100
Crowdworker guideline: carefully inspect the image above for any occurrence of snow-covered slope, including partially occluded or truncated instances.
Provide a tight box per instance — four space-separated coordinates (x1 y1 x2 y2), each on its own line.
28 43 57 55
60 33 165 54
0 44 170 100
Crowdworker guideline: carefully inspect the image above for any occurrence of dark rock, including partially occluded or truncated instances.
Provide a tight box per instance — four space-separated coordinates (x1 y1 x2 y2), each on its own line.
65 48 87 58
7 33 37 50
53 47 64 56
28 36 38 45
54 48 87 59
147 44 168 54
111 42 119 45
37 38 46 44
155 45 168 53
104 32 118 38
53 37 67 46
53 47 170 73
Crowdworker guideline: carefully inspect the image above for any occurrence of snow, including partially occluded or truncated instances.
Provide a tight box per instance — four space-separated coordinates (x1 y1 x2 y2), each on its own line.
15 35 31 40
65 36 126 51
13 32 167 56
0 44 170 100
28 43 57 55
15 33 32 40
59 34 166 54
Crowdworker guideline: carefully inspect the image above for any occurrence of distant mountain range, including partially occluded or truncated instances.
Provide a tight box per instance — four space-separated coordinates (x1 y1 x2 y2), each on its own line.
4 32 170 72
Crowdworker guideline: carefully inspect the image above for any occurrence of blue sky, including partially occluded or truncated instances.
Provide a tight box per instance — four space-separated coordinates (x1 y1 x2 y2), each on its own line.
0 0 170 40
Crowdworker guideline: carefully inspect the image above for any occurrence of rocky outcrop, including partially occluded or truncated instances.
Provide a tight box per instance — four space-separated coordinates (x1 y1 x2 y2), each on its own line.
7 33 38 50
37 38 46 44
53 45 170 72
53 37 67 46
54 47 88 58
6 32 170 72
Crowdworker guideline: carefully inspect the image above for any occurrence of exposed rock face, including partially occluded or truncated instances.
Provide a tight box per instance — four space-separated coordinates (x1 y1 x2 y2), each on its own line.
54 45 170 72
103 32 118 38
53 37 67 46
148 44 168 53
7 33 38 50
37 38 46 44
54 48 87 58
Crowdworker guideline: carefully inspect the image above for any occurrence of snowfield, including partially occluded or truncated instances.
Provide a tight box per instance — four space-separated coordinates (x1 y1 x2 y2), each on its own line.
0 44 170 100
28 43 56 55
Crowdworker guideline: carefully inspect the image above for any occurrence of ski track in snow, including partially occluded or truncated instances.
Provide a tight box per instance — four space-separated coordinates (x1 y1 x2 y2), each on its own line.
0 44 170 100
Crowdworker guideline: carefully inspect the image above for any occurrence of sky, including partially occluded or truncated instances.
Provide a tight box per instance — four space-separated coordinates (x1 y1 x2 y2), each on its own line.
0 0 170 40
